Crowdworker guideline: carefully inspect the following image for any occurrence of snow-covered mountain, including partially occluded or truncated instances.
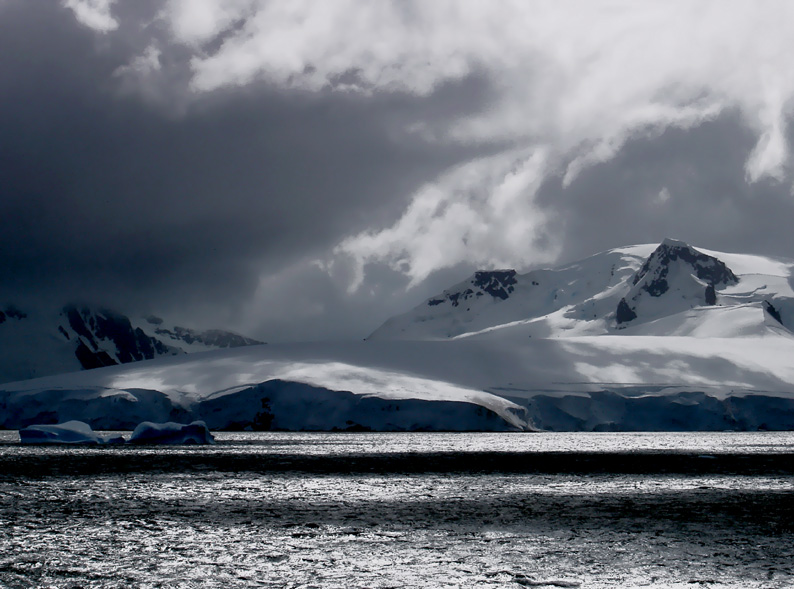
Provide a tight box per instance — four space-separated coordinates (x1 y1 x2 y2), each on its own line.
368 238 794 340
4 239 794 432
0 305 263 383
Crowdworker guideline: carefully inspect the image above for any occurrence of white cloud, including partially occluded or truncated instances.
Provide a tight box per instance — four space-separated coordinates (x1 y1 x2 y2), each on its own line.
334 149 560 289
168 1 794 177
63 0 117 33
110 44 177 110
161 0 255 46
744 67 789 183
85 1 794 287
115 44 162 77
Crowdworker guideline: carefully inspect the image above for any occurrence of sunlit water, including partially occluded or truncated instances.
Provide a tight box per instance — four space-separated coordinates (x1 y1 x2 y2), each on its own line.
2 432 793 588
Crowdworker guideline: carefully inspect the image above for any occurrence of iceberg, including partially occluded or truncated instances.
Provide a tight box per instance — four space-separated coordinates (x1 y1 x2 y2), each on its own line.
19 420 100 444
128 420 215 445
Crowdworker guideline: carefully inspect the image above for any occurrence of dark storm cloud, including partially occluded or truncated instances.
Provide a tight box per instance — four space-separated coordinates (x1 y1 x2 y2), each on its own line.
537 112 794 265
0 1 492 319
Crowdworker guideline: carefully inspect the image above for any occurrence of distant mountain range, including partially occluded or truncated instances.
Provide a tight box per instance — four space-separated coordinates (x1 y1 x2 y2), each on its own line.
0 305 263 383
4 239 794 432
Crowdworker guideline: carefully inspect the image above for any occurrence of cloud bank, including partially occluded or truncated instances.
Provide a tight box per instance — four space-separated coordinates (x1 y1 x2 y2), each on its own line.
115 0 794 286
3 0 794 340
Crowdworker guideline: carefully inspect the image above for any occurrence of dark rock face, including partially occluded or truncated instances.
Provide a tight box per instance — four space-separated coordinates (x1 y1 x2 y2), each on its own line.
632 241 738 297
0 303 263 381
5 306 26 319
62 305 175 370
473 270 517 300
0 305 28 325
447 289 475 308
764 301 783 324
616 299 638 323
705 284 717 306
617 240 739 324
427 269 518 308
91 308 168 363
75 340 116 370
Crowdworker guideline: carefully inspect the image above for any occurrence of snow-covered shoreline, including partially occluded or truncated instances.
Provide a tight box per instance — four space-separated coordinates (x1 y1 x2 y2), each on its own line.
4 240 794 431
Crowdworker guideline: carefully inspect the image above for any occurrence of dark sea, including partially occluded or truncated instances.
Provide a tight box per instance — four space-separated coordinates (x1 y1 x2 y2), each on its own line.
1 431 793 588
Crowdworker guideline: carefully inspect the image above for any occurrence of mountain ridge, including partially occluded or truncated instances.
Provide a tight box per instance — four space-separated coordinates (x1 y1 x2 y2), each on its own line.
368 239 794 341
0 304 263 384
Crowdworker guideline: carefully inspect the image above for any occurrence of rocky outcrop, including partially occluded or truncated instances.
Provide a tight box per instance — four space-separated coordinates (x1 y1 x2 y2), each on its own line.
616 239 739 325
427 269 518 309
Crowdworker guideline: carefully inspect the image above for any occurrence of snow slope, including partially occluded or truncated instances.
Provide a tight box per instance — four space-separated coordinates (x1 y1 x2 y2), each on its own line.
0 343 531 431
4 239 794 431
368 244 657 340
2 332 794 431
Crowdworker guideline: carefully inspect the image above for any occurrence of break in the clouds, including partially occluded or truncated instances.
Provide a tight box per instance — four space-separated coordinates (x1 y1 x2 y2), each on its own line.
4 0 794 339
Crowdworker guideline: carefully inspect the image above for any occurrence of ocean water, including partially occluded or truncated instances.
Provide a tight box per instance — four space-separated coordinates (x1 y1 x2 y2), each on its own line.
1 432 793 588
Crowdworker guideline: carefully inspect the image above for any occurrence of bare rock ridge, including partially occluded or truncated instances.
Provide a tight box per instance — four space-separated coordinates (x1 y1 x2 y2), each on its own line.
145 316 262 349
65 306 174 369
0 305 26 325
764 300 783 324
65 306 265 370
0 305 264 383
616 238 740 325
472 270 518 300
635 238 739 293
428 269 518 308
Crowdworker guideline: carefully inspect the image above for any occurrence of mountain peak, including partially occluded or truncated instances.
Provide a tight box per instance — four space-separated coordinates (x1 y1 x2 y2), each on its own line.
632 240 739 292
659 237 690 248
368 240 794 341
616 240 739 325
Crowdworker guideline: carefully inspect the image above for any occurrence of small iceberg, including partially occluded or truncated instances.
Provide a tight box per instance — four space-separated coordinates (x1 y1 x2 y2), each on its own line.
128 420 215 445
19 420 100 445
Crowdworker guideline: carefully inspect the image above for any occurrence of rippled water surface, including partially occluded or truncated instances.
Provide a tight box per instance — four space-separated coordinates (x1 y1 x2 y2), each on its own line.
2 432 794 588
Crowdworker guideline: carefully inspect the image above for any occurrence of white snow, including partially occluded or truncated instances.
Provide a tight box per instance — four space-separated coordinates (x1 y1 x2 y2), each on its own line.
0 344 531 431
3 331 794 431
368 245 650 341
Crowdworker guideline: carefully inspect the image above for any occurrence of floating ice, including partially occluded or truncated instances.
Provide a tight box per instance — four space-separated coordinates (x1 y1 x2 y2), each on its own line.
18 420 100 444
128 420 215 445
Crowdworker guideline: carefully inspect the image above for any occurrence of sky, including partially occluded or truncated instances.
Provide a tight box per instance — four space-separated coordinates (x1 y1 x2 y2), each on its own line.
3 0 794 341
